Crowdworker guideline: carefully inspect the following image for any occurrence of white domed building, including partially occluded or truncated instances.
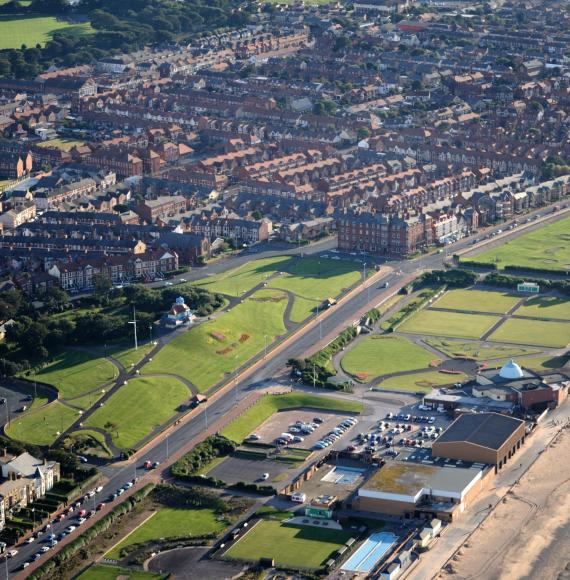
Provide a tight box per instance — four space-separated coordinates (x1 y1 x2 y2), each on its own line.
499 360 525 381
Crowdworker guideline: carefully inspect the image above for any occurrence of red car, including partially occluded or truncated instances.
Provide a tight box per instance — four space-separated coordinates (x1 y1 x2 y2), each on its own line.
96 503 106 511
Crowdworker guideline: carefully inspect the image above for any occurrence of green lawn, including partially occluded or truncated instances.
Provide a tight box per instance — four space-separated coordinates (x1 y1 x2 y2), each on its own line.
376 370 467 393
143 289 288 392
84 377 190 449
269 257 363 322
487 354 570 372
77 566 163 580
516 296 570 321
25 350 117 399
37 138 85 151
433 289 520 314
67 429 113 458
341 336 435 382
489 318 570 348
225 520 351 569
192 256 291 296
221 392 362 443
106 508 225 560
106 343 155 369
0 15 93 50
465 215 570 271
192 255 362 323
399 309 500 339
425 339 541 360
6 401 80 446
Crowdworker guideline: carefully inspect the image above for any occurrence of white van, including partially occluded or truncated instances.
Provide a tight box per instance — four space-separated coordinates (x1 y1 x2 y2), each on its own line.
291 492 306 503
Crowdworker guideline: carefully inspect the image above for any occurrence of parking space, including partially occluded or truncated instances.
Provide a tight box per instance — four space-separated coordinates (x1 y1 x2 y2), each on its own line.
251 410 357 450
207 456 293 486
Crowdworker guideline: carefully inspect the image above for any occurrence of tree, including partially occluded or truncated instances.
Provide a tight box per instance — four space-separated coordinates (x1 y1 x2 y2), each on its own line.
104 421 119 438
251 210 263 220
92 273 112 296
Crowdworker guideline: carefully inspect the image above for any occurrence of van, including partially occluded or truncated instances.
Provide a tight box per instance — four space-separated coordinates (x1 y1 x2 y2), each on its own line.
291 492 306 503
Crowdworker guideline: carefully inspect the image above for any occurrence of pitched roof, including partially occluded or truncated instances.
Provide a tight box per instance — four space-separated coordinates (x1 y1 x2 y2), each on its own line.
435 413 524 451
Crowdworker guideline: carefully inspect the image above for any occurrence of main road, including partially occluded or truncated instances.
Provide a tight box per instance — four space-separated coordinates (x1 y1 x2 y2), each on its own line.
9 203 570 576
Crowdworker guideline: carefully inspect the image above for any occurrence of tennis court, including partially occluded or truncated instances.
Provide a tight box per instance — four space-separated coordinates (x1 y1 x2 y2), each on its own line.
342 531 398 573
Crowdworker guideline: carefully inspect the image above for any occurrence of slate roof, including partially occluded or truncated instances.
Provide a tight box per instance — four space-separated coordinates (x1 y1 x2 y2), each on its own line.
435 412 524 450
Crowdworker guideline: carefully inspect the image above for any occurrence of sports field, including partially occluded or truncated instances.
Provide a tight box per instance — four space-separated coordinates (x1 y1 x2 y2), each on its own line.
85 376 189 449
515 296 570 321
221 392 362 443
106 508 224 560
465 216 570 271
340 336 435 382
376 370 467 393
143 289 288 391
433 289 520 314
26 350 117 399
425 339 540 360
489 318 570 348
399 309 500 339
6 401 80 446
0 15 93 50
225 520 351 569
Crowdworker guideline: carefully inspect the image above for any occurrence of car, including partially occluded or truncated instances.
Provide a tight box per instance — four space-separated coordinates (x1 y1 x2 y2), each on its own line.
40 546 50 553
0 398 6 405
247 434 261 441
292 436 304 443
78 456 88 463
26 537 35 544
117 488 125 496
57 533 67 541
88 510 96 518
96 503 106 511
124 482 133 489
386 412 393 419
77 517 86 525
42 524 51 532
87 490 96 497
289 426 301 434
21 562 30 570
164 282 173 286
313 417 323 424
404 414 411 421
261 473 269 481
152 461 160 469
66 526 76 533
74 501 82 509
345 445 356 452
65 506 74 514
50 540 58 547
46 534 56 541
7 550 18 558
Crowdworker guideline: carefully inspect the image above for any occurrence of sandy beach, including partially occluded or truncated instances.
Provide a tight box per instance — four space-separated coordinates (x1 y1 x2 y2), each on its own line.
438 425 570 580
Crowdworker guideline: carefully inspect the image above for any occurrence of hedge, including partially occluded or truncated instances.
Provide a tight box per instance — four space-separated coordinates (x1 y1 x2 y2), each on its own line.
460 260 498 270
170 435 236 479
504 264 570 276
485 272 570 295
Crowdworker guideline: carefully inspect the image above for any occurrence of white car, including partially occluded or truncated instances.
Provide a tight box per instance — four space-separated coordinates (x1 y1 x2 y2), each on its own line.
26 537 35 544
7 550 18 558
261 473 269 481
40 546 50 553
95 486 103 493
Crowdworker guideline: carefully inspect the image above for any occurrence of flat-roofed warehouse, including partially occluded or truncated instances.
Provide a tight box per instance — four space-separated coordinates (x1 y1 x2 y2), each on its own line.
432 412 525 470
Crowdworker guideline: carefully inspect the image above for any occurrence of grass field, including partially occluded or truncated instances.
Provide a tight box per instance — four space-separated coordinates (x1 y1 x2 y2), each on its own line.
77 566 163 580
221 392 363 443
37 138 85 151
26 350 117 399
225 520 351 569
465 216 570 271
399 309 500 339
6 401 80 446
106 508 224 560
143 289 288 392
489 318 570 348
433 289 520 314
106 343 155 369
376 370 467 393
85 377 189 449
0 15 93 50
269 257 363 322
192 256 291 296
193 255 363 323
425 339 541 360
515 296 570 321
340 336 435 382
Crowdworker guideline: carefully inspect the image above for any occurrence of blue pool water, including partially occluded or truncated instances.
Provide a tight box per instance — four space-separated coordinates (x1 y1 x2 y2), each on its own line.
342 532 398 573
321 466 365 485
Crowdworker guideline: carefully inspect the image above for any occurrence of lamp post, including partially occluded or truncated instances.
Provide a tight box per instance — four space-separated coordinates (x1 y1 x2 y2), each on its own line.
128 305 138 351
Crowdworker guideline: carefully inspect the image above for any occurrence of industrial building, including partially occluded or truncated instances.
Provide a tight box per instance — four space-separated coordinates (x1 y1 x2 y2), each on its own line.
432 412 526 470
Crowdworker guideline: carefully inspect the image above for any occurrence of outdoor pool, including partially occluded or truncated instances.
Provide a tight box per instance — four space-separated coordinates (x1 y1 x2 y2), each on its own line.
341 531 398 574
321 466 365 485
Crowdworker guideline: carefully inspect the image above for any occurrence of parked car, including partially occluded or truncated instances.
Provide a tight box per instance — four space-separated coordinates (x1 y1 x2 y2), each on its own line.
261 473 269 481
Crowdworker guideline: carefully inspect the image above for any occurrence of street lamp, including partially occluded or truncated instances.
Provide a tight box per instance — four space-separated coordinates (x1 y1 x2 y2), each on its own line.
264 335 268 358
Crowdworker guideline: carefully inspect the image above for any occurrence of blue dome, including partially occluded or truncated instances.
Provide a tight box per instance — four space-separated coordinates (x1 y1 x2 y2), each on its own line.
175 296 185 305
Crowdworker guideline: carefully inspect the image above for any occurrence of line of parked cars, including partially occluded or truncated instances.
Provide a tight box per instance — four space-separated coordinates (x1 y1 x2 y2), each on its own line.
314 417 357 450
274 416 325 445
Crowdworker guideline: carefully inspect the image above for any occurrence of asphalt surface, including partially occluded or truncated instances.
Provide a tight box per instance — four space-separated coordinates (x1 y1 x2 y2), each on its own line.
7 203 570 575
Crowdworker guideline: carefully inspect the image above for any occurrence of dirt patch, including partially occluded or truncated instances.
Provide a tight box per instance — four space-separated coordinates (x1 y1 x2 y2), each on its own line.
250 296 286 303
429 359 442 367
239 334 250 343
355 372 371 381
210 331 226 342
216 347 233 355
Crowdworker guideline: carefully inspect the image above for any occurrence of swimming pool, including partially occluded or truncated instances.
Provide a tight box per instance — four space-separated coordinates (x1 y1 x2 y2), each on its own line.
341 532 398 573
321 466 365 485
